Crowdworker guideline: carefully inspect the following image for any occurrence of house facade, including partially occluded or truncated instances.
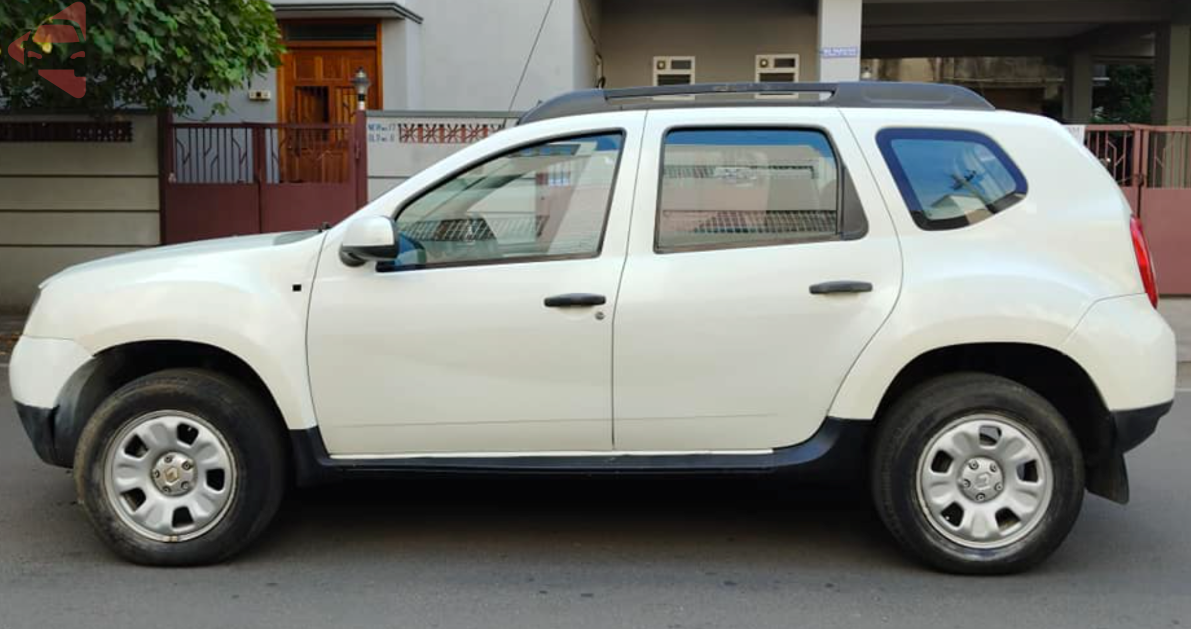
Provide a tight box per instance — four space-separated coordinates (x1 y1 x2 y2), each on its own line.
3 0 1191 311
187 0 1191 126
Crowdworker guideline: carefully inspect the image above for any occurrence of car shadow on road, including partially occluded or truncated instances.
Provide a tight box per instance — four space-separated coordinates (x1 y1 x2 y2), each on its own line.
247 475 911 570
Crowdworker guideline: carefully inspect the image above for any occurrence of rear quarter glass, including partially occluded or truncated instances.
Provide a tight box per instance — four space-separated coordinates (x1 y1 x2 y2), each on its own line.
876 128 1027 231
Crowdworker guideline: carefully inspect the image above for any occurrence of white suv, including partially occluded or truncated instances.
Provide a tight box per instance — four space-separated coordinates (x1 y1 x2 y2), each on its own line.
10 83 1175 573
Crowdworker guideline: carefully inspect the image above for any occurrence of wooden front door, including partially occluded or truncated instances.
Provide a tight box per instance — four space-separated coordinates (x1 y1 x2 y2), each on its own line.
277 21 381 182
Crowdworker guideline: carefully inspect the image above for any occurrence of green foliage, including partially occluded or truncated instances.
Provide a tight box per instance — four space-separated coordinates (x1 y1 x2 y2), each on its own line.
1093 64 1154 124
0 0 283 115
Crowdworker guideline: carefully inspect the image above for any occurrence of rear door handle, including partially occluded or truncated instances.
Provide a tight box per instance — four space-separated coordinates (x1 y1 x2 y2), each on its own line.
809 281 873 295
544 293 607 308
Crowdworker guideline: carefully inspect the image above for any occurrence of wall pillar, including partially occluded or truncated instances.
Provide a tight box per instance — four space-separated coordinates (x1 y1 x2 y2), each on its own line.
1154 7 1191 125
817 0 862 82
382 18 423 109
1063 51 1094 123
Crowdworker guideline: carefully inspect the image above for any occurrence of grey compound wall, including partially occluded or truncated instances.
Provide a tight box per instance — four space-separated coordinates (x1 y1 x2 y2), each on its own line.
0 114 160 311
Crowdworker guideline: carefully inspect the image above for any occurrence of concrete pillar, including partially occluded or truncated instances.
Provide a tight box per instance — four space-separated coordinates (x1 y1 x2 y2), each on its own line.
818 0 862 82
1063 52 1094 123
1154 8 1191 125
382 19 423 109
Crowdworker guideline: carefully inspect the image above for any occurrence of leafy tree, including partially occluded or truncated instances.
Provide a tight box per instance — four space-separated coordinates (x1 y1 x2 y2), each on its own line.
0 0 283 116
1093 64 1154 124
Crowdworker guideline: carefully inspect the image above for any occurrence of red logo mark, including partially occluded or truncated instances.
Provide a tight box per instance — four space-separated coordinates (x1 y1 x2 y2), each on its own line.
6 2 87 98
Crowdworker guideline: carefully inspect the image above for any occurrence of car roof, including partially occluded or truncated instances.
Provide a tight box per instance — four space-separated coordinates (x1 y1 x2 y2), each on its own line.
518 82 995 125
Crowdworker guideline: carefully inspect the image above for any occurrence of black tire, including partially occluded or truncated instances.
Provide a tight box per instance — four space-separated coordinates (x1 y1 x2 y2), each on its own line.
870 372 1084 574
74 368 287 566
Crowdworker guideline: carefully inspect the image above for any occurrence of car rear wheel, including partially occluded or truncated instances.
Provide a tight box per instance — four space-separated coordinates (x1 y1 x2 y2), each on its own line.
74 369 286 565
871 372 1084 574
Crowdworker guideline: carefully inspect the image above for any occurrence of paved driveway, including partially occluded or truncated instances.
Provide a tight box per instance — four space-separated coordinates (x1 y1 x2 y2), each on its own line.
0 372 1187 629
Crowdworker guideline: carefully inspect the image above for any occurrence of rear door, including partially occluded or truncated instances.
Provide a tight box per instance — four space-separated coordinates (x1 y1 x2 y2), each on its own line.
612 107 902 451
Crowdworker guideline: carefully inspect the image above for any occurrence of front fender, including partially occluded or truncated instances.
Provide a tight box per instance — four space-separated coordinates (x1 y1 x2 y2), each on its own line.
24 234 325 433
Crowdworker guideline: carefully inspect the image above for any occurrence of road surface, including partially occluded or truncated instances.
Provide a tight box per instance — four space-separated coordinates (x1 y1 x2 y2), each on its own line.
0 372 1187 629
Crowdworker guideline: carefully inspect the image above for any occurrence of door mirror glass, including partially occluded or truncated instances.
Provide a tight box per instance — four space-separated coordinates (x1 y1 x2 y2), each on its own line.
340 216 400 267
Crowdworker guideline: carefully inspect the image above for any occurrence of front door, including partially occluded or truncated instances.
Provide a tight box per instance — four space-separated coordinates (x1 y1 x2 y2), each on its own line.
612 108 902 451
277 21 381 182
307 117 643 456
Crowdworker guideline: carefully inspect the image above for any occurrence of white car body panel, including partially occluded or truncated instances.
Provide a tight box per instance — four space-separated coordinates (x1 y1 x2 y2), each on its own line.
8 337 91 408
827 109 1156 419
306 112 646 455
612 107 902 450
1062 293 1177 411
19 232 326 430
10 103 1175 462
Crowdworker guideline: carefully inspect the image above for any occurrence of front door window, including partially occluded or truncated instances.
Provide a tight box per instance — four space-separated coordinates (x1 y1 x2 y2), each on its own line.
391 133 626 269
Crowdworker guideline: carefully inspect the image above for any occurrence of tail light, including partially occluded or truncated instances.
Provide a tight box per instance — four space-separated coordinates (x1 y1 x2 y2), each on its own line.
1130 216 1159 308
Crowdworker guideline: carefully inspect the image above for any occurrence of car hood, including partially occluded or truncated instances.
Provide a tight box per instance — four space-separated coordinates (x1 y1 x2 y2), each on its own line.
40 231 321 288
26 230 328 341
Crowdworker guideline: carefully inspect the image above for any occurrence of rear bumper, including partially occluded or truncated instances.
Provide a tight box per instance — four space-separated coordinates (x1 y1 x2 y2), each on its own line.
1063 294 1176 412
1085 400 1173 504
1112 400 1172 453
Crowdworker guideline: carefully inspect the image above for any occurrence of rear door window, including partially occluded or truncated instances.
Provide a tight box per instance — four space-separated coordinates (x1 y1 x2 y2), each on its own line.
656 128 841 252
877 128 1027 230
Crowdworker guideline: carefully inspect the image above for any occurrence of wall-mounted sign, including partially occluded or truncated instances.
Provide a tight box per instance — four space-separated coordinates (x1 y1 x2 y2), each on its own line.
820 46 860 59
367 121 398 144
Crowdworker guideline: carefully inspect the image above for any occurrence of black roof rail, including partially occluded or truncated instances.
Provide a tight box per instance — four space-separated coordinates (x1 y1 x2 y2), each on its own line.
518 81 994 124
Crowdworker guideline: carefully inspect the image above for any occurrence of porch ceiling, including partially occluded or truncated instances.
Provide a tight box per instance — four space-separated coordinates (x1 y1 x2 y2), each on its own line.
861 0 1177 58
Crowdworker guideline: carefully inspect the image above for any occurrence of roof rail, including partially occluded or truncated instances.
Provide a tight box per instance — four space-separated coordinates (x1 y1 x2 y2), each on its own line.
518 81 995 124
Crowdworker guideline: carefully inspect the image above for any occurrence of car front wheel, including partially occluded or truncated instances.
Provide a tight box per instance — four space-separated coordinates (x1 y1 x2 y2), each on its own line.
74 369 286 565
871 372 1085 574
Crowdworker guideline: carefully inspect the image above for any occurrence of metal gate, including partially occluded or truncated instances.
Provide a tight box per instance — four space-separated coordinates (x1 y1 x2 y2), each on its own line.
161 115 368 244
1086 124 1191 295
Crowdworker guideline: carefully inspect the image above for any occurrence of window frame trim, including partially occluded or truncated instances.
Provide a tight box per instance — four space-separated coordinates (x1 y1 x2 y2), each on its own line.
652 124 849 255
875 127 1028 231
380 128 629 273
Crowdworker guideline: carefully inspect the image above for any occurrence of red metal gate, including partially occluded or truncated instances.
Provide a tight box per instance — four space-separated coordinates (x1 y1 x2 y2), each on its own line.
160 115 368 243
1085 124 1191 295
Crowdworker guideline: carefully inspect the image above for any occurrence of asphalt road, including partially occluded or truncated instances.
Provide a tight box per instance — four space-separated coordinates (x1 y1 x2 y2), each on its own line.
0 371 1188 629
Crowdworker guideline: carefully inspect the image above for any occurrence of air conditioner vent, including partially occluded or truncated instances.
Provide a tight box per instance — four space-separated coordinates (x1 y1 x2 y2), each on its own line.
654 56 696 86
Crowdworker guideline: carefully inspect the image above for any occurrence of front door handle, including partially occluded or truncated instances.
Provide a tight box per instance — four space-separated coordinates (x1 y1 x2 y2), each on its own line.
809 281 873 295
544 293 607 308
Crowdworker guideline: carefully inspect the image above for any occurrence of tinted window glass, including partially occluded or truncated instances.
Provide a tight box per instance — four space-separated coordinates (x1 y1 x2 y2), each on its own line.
657 129 840 252
393 133 623 269
877 128 1027 230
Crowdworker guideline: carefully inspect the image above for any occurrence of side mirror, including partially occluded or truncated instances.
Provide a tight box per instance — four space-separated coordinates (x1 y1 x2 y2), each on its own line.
340 216 400 267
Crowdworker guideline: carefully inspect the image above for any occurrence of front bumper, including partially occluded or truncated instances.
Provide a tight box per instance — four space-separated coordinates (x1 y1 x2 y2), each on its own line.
9 336 94 468
15 402 61 465
9 336 92 408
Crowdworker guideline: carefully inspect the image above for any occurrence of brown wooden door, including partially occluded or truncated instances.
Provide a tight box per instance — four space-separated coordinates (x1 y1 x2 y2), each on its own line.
279 47 380 124
277 25 381 183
